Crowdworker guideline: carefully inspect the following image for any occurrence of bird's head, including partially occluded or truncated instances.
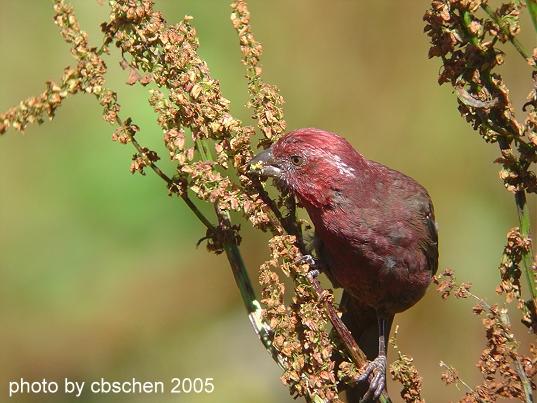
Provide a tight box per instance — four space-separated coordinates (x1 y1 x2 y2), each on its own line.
248 128 368 208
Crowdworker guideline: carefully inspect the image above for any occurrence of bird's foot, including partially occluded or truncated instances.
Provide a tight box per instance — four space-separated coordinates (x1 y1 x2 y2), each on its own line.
357 355 386 402
296 254 318 267
295 254 321 279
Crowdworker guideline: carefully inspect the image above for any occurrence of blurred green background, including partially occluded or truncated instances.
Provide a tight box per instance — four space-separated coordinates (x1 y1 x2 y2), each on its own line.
1 1 536 402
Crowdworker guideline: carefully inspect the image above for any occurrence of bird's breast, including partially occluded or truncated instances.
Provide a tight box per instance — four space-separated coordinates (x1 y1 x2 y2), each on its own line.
311 206 432 314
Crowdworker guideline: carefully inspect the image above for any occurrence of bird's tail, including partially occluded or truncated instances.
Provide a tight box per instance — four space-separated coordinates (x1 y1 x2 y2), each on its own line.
337 291 393 402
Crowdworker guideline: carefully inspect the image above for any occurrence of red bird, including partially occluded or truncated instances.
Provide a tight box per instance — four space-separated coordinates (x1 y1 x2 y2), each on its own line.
250 128 438 401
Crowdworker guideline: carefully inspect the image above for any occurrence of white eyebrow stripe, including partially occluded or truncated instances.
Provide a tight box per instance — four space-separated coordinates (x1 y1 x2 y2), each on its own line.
329 153 356 177
334 156 355 177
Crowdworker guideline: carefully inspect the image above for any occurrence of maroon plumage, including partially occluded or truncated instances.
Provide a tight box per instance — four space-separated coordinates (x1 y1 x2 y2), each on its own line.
250 128 438 401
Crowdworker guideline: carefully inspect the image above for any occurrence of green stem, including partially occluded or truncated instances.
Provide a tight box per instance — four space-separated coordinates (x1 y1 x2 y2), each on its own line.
527 0 537 34
115 119 222 241
515 191 537 302
197 137 282 365
217 208 283 366
462 11 481 47
114 117 216 231
224 239 275 350
182 195 215 231
499 307 534 403
195 137 213 161
480 4 532 62
494 136 537 335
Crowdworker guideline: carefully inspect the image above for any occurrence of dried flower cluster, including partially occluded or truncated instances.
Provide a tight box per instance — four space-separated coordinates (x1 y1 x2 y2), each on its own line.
471 304 529 401
231 0 286 146
440 361 463 387
260 236 339 401
497 228 535 329
424 0 537 194
0 1 105 133
389 326 425 403
433 269 536 401
433 268 472 300
100 0 269 230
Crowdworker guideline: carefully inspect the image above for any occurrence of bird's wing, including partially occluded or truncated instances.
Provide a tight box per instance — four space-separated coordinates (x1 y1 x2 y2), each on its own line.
370 161 439 275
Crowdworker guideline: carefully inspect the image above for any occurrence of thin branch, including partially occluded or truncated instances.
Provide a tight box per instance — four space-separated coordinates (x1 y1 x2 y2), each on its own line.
117 116 216 232
249 177 287 233
495 137 537 334
528 0 537 34
514 191 537 303
306 277 366 366
306 274 393 403
466 290 535 403
283 192 306 252
477 49 537 334
438 361 478 397
498 307 534 403
215 207 283 365
480 4 532 63
187 134 284 366
455 6 536 321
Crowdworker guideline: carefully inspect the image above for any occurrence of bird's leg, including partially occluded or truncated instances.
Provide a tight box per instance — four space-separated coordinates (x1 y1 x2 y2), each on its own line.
357 315 387 401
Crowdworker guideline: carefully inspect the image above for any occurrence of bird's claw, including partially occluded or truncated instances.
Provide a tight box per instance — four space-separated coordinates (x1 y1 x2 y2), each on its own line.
307 269 320 281
296 254 318 268
295 255 320 279
357 355 386 402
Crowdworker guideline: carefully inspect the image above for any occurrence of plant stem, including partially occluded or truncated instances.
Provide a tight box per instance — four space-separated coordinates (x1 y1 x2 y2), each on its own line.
306 274 392 403
499 308 534 403
495 137 537 332
527 0 537 34
196 137 283 367
462 11 480 47
466 289 534 403
480 4 532 62
220 214 280 362
515 191 536 299
439 361 478 397
118 117 215 231
514 191 537 313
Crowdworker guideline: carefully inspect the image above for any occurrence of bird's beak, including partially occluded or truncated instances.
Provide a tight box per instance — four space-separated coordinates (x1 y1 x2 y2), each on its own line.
248 147 282 178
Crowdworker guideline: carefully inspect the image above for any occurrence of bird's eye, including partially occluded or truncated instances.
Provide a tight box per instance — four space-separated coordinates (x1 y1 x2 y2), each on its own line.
290 155 303 166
